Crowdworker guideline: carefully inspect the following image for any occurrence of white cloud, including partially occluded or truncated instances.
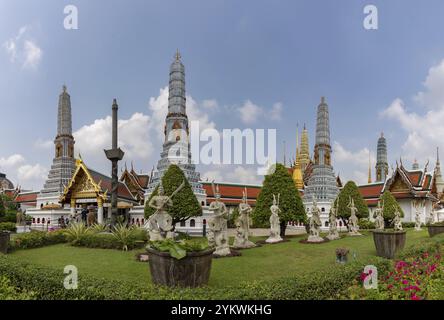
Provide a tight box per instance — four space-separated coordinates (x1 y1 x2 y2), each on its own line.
2 26 42 69
238 100 262 124
17 164 48 184
333 141 375 185
0 154 25 168
0 153 47 189
237 100 283 124
415 59 444 110
270 102 283 121
74 112 153 169
34 139 53 149
22 40 42 69
381 60 444 164
202 99 218 110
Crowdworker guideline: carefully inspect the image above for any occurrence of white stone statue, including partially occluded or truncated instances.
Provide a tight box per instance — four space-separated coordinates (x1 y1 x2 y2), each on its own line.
327 199 340 240
347 197 362 236
146 180 184 241
415 209 422 231
307 197 324 242
233 188 256 248
427 207 436 225
374 200 385 230
266 193 283 243
393 208 403 231
208 183 231 256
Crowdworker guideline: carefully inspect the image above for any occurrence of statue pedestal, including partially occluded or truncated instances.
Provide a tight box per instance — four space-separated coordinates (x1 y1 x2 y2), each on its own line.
307 235 324 243
233 238 256 249
214 246 231 256
326 233 340 241
348 231 362 237
265 236 283 243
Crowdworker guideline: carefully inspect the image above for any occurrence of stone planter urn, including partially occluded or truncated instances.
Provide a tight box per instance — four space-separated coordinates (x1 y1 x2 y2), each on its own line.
335 248 349 264
0 231 10 254
372 230 406 259
147 247 215 288
427 225 444 237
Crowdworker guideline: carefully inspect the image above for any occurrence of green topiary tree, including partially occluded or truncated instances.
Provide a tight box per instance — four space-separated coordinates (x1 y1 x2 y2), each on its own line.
333 181 369 224
144 164 202 226
380 190 404 226
252 163 306 237
0 195 5 219
227 207 239 229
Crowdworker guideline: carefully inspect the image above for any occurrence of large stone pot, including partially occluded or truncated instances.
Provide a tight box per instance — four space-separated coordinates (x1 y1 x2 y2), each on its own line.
428 225 444 237
147 247 215 288
372 230 406 259
0 231 10 254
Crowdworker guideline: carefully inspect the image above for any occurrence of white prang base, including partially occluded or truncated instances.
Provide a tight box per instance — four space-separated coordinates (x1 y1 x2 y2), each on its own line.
348 232 363 237
266 237 283 243
307 235 324 243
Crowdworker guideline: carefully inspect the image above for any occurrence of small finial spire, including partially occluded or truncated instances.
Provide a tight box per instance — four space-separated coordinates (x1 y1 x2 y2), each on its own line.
437 147 440 164
381 131 384 138
321 96 326 104
175 49 181 61
62 84 67 93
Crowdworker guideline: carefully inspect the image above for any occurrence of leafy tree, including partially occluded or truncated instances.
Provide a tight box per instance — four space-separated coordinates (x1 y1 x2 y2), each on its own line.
0 195 5 219
227 207 239 229
380 190 404 226
333 181 369 223
252 163 306 237
144 164 202 226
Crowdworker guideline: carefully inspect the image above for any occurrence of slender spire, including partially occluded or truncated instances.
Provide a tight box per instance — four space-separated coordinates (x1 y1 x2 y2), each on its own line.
175 48 181 61
299 123 310 172
283 140 287 166
295 124 300 165
368 152 372 183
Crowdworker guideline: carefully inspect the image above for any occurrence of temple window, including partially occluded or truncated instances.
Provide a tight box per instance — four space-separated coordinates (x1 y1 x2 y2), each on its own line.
190 219 196 227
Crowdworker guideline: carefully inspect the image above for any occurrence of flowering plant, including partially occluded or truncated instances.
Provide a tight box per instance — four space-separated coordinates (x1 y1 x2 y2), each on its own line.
335 248 349 257
347 251 442 300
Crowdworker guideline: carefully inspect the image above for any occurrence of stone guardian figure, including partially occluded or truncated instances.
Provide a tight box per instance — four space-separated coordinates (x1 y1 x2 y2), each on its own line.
146 180 184 241
266 194 283 243
233 188 256 248
415 209 422 231
307 197 323 242
374 200 385 230
393 208 403 231
327 199 340 240
208 183 231 256
347 197 362 236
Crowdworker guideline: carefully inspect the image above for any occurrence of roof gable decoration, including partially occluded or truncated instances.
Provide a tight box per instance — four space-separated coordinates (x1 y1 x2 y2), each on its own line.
384 165 414 194
60 158 107 204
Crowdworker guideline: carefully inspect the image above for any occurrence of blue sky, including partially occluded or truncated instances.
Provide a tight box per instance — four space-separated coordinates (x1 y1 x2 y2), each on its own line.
2 0 444 190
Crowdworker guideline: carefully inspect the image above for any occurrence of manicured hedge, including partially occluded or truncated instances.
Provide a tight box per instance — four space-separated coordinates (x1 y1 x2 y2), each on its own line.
0 222 16 232
0 254 391 300
9 230 67 250
72 232 146 250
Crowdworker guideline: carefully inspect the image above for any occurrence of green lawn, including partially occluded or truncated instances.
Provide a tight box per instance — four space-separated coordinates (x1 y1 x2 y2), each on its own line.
10 229 429 288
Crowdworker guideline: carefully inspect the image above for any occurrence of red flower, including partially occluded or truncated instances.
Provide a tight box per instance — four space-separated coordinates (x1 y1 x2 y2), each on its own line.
411 294 421 300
